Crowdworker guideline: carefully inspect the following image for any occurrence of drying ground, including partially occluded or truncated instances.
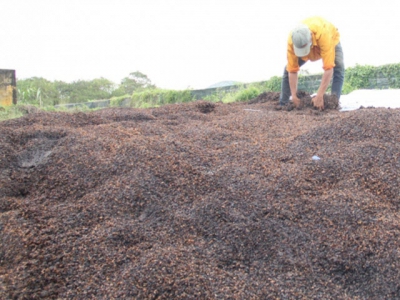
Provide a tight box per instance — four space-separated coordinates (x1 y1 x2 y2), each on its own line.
1 92 399 299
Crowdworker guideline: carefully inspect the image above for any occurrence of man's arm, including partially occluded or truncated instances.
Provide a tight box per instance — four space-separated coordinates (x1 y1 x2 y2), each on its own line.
289 72 301 107
312 68 333 110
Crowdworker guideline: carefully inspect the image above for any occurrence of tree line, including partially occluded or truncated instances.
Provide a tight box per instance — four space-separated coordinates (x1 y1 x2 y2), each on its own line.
16 71 155 107
16 63 400 108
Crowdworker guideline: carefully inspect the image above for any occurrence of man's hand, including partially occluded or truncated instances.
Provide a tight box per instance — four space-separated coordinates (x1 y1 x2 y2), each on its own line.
292 95 301 108
312 94 324 110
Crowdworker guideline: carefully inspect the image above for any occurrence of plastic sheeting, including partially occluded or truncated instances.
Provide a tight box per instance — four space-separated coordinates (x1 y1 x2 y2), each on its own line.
340 89 400 111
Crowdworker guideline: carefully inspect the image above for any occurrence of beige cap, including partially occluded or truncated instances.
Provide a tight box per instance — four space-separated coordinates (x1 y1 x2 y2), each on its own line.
291 24 312 57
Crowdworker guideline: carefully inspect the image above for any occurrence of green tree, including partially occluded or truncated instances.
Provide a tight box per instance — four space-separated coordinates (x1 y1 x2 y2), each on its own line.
17 77 61 106
113 71 156 96
56 77 115 103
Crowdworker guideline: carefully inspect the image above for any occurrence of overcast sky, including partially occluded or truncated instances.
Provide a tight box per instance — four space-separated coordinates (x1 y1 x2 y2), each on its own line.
2 0 399 90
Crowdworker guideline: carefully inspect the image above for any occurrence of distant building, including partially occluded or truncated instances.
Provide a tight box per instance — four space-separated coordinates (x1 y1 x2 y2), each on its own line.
0 69 17 106
207 81 240 89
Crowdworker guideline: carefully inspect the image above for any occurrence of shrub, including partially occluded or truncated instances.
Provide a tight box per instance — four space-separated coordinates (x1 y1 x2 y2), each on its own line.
130 89 194 108
234 86 260 102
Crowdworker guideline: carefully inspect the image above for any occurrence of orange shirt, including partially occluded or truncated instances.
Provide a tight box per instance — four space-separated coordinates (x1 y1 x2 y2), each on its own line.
286 16 340 73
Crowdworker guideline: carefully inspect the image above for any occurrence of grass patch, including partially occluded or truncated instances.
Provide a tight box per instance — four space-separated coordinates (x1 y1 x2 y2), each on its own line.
126 89 194 108
0 105 25 121
204 84 263 103
0 103 104 122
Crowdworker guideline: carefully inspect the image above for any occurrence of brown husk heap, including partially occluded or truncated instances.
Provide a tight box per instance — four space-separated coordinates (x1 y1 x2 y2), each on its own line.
1 92 399 299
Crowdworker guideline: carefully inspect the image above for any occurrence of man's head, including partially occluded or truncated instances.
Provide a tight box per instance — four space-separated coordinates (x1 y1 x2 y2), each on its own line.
291 24 312 57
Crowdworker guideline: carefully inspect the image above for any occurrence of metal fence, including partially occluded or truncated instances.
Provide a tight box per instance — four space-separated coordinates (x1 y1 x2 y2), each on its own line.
190 74 323 100
54 73 399 109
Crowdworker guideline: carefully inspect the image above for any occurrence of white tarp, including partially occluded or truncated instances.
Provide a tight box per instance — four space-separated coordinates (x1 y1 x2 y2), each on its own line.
339 89 400 111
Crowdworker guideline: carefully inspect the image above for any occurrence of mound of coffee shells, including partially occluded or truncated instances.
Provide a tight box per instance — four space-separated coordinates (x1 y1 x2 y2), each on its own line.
0 93 399 299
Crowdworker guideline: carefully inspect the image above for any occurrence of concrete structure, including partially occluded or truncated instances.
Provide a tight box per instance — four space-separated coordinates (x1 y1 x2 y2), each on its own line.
0 69 17 106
